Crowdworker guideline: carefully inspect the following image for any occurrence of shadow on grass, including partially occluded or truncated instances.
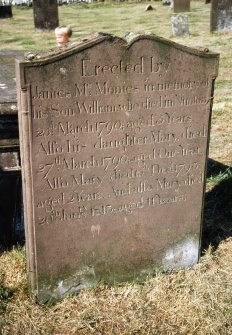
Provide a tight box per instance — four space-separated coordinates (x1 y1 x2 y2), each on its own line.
201 158 232 252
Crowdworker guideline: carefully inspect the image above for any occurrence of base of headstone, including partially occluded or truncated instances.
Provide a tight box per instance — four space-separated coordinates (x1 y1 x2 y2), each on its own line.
0 5 12 19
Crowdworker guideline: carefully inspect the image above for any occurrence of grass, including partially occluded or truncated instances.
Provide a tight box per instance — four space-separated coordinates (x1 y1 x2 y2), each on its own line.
0 1 210 50
1 241 232 334
207 167 232 189
0 1 232 334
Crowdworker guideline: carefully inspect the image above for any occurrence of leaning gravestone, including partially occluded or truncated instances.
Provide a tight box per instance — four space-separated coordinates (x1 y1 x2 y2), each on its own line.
174 0 191 12
16 34 219 303
33 0 59 32
210 0 232 32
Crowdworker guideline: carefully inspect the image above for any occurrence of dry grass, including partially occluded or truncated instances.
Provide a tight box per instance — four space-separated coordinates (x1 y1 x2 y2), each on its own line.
0 1 232 334
0 239 232 335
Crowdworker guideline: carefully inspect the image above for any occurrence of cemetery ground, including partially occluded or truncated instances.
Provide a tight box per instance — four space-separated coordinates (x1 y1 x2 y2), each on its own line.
0 0 232 334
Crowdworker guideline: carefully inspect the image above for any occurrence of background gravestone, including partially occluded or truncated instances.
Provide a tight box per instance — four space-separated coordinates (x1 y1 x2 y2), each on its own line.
171 14 189 36
163 0 172 5
33 0 59 32
210 0 232 32
174 0 191 12
0 5 12 19
16 34 219 303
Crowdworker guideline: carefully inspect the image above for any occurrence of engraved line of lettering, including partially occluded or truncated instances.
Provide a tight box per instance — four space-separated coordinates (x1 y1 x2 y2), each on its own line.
81 57 145 77
75 83 92 97
37 207 87 225
90 197 144 217
146 193 186 206
94 81 139 96
144 78 209 92
32 86 71 100
94 134 149 151
112 181 153 198
34 113 193 138
71 173 106 188
151 162 199 177
156 172 204 192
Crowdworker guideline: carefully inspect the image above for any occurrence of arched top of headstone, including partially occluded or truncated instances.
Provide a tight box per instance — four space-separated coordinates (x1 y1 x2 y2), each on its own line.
20 33 219 65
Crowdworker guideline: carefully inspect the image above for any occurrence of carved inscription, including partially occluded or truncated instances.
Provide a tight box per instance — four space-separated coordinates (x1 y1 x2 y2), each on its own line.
28 50 212 227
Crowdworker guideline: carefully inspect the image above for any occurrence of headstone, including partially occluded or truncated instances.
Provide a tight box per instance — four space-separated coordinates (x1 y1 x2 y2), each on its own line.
16 34 219 303
174 0 191 12
171 15 189 36
145 4 154 11
210 0 232 32
163 0 172 5
0 5 12 19
33 0 59 32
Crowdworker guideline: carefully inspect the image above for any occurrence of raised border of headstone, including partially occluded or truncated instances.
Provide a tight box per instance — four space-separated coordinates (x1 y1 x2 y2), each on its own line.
16 34 219 303
210 0 232 32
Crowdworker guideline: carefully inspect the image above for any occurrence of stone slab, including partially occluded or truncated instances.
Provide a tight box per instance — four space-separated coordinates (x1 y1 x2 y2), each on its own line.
0 50 24 252
210 0 232 32
33 0 59 32
16 34 219 303
0 5 12 19
171 15 189 36
0 50 24 108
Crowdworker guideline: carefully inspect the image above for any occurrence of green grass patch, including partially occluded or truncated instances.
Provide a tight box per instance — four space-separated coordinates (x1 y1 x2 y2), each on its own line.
0 37 22 43
214 79 231 89
21 40 36 46
207 168 232 189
